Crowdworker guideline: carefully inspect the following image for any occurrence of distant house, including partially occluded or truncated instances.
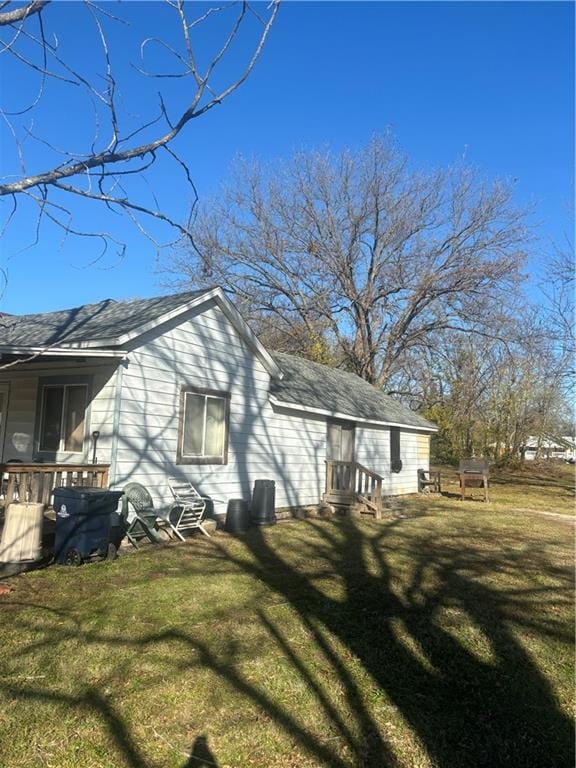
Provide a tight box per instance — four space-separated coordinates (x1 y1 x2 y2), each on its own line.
522 436 576 463
0 288 436 517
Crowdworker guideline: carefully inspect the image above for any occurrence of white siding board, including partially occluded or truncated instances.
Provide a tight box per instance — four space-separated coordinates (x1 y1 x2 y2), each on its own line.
1 300 431 508
115 305 328 508
356 425 428 495
0 364 117 464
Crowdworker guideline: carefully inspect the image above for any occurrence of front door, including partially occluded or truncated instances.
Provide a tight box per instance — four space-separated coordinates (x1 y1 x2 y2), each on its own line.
0 383 9 462
327 420 355 462
327 420 355 490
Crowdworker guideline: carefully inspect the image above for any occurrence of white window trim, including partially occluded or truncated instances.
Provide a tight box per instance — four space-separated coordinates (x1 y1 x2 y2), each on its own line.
180 392 227 459
38 383 88 454
177 386 230 465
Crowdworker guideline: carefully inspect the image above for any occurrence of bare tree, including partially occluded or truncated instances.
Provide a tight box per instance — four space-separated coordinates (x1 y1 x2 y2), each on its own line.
541 232 575 368
167 134 530 386
390 308 572 463
0 0 279 261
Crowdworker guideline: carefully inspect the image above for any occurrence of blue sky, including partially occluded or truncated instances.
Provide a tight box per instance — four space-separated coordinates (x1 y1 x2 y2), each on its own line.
0 1 573 314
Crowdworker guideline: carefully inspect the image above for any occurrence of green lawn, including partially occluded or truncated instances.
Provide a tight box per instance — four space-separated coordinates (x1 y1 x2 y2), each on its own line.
0 471 574 768
430 460 575 515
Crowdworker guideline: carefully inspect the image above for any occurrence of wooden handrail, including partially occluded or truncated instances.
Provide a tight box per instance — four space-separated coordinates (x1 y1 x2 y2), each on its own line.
1 463 110 507
325 460 383 519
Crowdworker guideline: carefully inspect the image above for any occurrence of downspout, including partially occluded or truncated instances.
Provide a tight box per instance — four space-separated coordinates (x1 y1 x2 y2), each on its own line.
108 361 125 488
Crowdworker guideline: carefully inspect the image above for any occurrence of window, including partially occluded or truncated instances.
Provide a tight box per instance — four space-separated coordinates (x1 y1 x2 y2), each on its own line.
39 384 87 453
177 386 230 465
390 427 402 473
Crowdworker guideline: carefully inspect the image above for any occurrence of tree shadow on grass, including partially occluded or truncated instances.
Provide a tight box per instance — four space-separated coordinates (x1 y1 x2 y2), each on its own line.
227 516 574 767
185 735 220 767
0 515 573 767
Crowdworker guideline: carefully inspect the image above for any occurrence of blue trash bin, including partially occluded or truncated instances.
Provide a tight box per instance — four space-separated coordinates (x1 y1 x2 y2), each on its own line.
53 487 123 565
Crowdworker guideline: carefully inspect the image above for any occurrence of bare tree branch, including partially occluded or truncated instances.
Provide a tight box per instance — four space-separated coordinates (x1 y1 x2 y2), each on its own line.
0 0 48 27
166 135 529 385
0 0 280 258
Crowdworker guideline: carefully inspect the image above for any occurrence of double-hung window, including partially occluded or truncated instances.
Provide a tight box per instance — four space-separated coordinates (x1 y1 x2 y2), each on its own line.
177 386 230 465
39 384 88 453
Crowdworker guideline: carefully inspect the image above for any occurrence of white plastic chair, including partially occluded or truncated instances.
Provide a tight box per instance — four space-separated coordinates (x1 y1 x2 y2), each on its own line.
167 478 212 539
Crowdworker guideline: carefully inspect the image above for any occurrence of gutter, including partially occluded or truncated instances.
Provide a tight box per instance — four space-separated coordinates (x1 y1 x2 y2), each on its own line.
0 346 128 359
268 395 438 432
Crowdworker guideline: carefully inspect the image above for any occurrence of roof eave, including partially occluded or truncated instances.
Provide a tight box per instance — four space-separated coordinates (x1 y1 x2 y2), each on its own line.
268 395 437 432
214 290 283 380
66 287 283 379
66 289 225 349
0 346 127 360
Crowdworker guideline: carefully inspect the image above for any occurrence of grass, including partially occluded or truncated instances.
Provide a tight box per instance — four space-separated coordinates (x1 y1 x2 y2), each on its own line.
0 465 574 768
430 460 575 515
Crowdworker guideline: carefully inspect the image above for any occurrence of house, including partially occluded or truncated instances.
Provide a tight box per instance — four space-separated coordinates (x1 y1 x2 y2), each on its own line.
0 288 436 518
522 436 576 463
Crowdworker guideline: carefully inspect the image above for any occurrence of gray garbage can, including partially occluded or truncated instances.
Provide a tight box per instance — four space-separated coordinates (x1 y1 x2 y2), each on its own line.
225 499 250 534
251 479 276 526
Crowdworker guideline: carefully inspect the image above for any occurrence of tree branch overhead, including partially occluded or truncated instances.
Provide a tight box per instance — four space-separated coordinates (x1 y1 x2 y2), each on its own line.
0 0 280 258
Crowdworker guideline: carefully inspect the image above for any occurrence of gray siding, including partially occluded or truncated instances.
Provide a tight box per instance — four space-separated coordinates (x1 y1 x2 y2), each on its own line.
0 301 431 508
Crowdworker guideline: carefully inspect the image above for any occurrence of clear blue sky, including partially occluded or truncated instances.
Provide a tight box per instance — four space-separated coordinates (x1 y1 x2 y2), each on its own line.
0 1 573 314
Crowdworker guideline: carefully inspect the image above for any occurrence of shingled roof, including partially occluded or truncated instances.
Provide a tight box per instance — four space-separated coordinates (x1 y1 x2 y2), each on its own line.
0 289 212 347
271 352 435 431
1 290 434 430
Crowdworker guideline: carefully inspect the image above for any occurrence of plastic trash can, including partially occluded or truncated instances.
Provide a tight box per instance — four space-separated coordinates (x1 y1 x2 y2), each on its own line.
225 499 250 534
109 503 128 549
251 479 276 526
53 487 123 565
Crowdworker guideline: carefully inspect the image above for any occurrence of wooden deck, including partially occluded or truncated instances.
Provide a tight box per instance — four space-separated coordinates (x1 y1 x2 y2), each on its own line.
1 463 110 508
324 460 383 518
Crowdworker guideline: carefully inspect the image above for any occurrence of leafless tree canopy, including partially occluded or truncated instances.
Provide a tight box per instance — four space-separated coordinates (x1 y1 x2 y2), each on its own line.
397 315 571 460
0 0 279 261
541 233 575 367
168 134 530 386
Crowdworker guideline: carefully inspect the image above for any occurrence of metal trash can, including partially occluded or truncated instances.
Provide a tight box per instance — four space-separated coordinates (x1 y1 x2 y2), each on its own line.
251 479 276 526
53 487 123 565
225 499 250 534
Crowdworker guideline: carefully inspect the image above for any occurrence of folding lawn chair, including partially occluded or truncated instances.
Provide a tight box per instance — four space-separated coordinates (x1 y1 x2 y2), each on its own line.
167 477 213 540
122 482 176 548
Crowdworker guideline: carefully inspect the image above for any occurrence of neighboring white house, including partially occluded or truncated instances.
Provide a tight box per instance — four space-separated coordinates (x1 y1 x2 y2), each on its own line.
0 288 436 514
523 436 576 463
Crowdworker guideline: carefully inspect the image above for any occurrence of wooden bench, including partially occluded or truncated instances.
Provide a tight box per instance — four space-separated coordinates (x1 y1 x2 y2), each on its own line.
418 468 441 494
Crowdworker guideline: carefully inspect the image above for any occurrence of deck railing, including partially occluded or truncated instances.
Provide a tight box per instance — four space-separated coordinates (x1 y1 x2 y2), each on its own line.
1 463 110 507
325 460 383 518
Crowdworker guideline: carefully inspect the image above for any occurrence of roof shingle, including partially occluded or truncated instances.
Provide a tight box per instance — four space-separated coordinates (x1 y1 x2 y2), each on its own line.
271 352 435 430
1 290 434 430
0 290 211 347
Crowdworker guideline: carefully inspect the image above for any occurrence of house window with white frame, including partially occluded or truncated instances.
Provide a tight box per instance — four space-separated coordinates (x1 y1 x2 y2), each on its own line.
39 384 88 453
177 386 230 465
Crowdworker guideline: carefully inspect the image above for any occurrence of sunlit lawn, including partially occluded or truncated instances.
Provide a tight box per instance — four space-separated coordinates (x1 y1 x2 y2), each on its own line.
429 460 575 515
0 465 574 768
